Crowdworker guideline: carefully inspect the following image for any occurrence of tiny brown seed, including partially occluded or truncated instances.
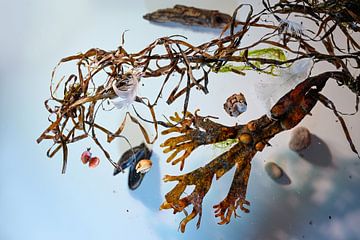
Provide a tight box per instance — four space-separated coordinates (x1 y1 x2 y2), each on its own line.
89 157 100 168
81 150 91 164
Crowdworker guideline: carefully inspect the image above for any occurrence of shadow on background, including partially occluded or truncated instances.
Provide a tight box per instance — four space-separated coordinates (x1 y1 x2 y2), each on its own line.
148 22 223 34
299 134 333 168
251 156 359 239
129 152 162 211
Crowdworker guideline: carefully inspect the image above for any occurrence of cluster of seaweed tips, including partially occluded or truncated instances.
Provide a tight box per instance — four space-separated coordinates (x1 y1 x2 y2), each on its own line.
159 200 172 210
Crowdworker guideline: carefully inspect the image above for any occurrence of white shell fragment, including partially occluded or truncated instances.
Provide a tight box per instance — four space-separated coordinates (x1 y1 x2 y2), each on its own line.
289 126 311 152
224 93 247 117
135 159 153 174
265 162 283 180
111 68 143 109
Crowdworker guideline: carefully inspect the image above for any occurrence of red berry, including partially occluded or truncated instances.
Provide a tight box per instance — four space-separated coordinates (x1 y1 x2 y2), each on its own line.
89 157 100 168
81 150 92 164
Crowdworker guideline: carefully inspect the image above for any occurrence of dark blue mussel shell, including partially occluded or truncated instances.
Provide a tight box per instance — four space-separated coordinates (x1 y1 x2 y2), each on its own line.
113 143 152 190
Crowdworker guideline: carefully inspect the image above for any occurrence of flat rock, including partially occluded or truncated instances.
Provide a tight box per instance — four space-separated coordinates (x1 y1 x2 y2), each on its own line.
289 126 311 152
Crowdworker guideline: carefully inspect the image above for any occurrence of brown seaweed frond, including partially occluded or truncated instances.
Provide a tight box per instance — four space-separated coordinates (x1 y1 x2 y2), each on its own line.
160 141 252 232
36 6 266 171
266 0 360 53
160 110 242 170
160 70 360 230
37 1 359 174
36 47 162 172
36 4 284 172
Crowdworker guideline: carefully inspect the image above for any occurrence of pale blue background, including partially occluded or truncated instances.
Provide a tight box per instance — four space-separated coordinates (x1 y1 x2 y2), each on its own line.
1 1 360 239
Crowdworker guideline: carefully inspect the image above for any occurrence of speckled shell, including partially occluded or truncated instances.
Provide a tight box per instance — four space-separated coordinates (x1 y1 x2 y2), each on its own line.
224 93 247 117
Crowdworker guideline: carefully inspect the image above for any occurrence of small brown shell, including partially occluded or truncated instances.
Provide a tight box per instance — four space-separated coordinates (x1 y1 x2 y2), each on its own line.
265 162 283 180
135 159 153 173
223 93 247 117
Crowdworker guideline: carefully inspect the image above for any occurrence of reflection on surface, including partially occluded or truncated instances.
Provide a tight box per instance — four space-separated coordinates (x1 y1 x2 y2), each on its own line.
243 155 360 240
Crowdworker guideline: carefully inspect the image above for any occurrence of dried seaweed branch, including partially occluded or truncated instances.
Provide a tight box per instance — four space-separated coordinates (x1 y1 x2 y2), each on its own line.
161 111 241 170
36 4 286 171
161 71 359 231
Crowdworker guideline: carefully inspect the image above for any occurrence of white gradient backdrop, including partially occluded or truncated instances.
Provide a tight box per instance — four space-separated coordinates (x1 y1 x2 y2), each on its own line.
1 1 359 240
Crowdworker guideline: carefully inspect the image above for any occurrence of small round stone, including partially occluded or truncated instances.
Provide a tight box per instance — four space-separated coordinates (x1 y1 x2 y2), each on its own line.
289 126 311 151
265 162 283 180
